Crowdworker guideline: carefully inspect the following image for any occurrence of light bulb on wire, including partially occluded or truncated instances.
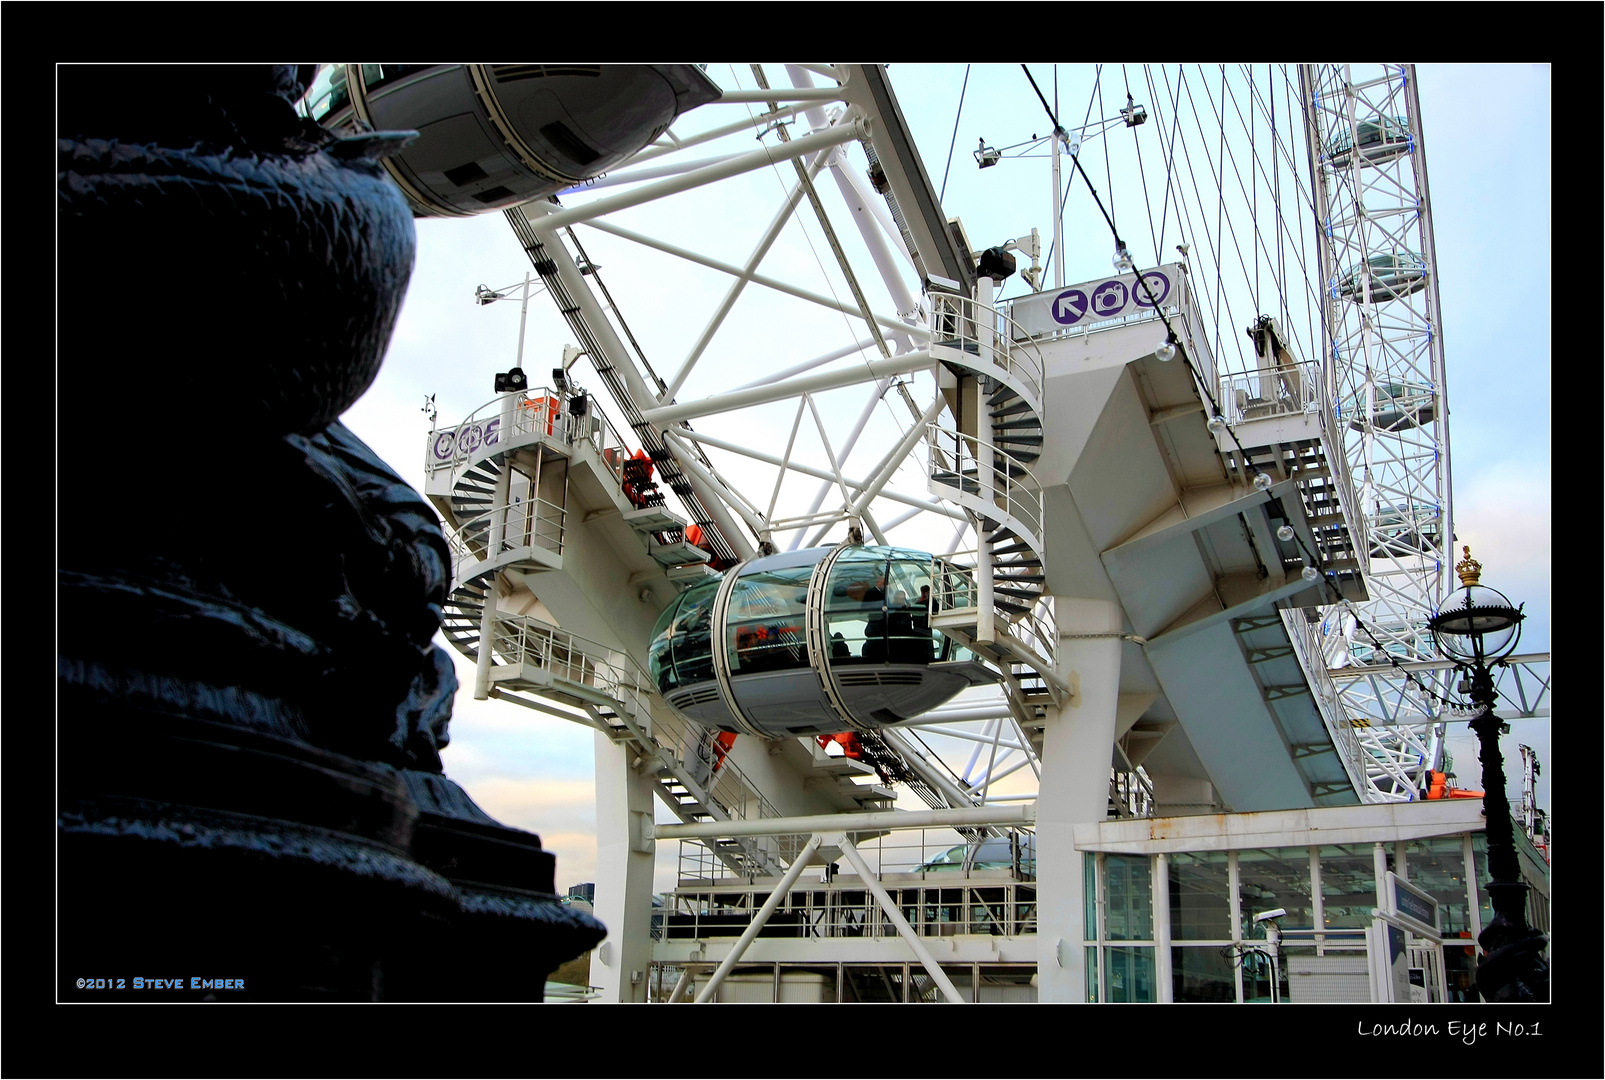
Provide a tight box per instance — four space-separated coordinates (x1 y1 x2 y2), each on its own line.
1113 244 1135 273
1207 414 1226 433
1276 524 1295 542
1253 473 1273 492
1301 564 1320 582
1155 336 1177 363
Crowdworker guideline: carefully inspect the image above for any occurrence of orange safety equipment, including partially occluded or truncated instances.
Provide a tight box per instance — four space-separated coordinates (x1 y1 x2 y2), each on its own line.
519 395 560 436
621 449 656 507
711 731 737 771
816 732 863 760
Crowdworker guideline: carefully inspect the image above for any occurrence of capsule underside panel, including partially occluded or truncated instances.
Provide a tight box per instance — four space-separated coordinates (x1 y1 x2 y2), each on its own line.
311 64 720 218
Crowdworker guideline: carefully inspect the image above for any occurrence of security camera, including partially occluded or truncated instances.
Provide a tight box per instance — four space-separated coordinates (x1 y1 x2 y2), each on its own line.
1254 908 1287 923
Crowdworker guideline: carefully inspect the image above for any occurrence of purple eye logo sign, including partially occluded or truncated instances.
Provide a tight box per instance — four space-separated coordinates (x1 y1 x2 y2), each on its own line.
1090 279 1129 317
1052 289 1089 325
1131 271 1171 308
429 418 502 464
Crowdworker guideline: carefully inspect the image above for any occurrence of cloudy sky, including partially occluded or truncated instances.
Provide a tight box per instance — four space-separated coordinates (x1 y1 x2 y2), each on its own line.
339 63 1551 892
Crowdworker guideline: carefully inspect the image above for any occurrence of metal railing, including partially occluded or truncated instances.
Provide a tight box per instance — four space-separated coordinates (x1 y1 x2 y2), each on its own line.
486 610 785 832
926 425 1044 549
445 497 567 580
1221 362 1319 425
1281 608 1372 798
660 881 1038 941
929 552 1058 672
676 826 1036 884
1110 767 1155 819
928 293 1046 409
662 833 1040 940
1220 361 1367 574
426 387 639 499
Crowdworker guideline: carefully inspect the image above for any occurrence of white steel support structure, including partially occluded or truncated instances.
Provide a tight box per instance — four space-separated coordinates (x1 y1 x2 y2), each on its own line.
1035 598 1124 1002
591 731 658 1002
381 62 1544 1005
1299 65 1455 799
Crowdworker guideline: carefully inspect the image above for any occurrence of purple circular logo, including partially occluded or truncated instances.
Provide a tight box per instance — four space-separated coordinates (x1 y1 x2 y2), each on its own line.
1090 279 1130 317
1052 289 1089 325
457 424 483 455
432 431 457 461
1131 271 1171 308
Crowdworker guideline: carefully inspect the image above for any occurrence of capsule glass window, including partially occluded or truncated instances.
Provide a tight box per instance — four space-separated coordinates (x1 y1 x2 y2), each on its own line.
823 548 892 663
724 564 811 675
648 579 719 692
885 555 937 664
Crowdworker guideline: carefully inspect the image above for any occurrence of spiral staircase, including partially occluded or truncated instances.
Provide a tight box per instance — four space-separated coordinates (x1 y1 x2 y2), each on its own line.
923 293 1068 734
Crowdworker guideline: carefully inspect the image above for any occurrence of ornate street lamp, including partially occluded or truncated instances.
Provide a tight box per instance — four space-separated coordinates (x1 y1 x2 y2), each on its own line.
1427 546 1548 1002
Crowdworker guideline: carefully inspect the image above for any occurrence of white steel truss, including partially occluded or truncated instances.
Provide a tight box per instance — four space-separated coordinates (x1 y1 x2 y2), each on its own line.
1299 64 1456 798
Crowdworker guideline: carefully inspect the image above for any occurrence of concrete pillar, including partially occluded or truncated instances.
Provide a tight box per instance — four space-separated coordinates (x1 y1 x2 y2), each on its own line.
590 731 656 1001
1035 597 1124 1002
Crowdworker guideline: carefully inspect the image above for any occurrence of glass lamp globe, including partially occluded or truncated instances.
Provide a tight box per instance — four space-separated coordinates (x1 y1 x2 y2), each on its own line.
1206 414 1226 433
1276 524 1295 542
1428 546 1525 663
1301 565 1319 581
1253 472 1273 492
1155 338 1177 362
1113 245 1135 273
1432 583 1523 661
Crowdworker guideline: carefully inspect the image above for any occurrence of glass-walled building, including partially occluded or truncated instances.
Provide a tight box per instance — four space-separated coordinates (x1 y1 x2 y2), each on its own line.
1074 799 1548 1003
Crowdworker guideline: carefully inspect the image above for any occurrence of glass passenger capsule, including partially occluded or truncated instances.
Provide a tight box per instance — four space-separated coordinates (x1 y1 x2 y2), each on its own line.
1342 379 1436 431
297 64 721 218
1335 250 1429 302
648 546 997 738
1328 115 1413 169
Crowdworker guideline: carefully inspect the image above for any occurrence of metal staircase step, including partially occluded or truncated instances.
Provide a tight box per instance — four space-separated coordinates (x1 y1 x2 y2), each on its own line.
992 418 1043 430
989 384 1020 404
995 573 1045 584
993 586 1042 601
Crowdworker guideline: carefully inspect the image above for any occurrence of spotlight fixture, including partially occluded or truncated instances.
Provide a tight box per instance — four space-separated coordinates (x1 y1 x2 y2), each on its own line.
474 284 501 306
974 138 1001 169
494 366 528 393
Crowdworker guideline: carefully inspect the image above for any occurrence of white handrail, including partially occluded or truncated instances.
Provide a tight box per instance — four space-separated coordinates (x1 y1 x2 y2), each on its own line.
925 424 1045 548
928 293 1045 408
425 386 639 491
445 498 567 579
485 611 784 829
929 553 1058 671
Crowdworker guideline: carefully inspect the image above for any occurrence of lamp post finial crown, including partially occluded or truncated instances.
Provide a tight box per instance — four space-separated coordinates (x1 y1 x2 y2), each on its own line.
1456 545 1482 587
